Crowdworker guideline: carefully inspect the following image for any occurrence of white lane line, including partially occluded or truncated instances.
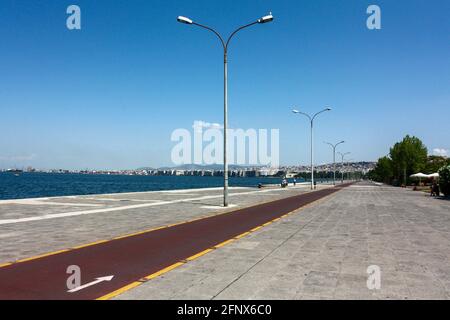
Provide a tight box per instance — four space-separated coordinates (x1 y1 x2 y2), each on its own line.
0 199 102 207
81 198 161 202
200 204 238 210
0 188 283 225
162 193 202 196
158 187 249 193
0 186 253 204
349 185 378 188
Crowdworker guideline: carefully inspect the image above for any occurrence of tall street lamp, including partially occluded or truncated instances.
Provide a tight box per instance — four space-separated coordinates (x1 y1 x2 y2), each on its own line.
337 151 350 184
292 108 332 190
177 13 274 207
345 158 354 181
324 140 345 185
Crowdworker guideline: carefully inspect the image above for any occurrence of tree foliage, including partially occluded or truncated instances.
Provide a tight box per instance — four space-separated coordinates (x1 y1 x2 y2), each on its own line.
368 135 428 185
425 156 450 174
438 165 450 196
367 156 393 184
389 135 427 185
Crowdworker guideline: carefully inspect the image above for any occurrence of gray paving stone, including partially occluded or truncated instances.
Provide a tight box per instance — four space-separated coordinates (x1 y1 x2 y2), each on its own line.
115 182 450 300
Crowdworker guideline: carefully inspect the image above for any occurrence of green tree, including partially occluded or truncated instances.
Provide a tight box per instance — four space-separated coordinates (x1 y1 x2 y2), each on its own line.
389 135 427 185
368 156 393 183
438 165 450 196
424 156 450 173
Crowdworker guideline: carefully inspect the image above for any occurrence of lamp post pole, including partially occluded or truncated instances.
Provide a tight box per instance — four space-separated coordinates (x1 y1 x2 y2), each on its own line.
292 108 332 190
337 151 350 183
177 14 274 207
346 158 354 181
325 140 345 185
311 120 314 189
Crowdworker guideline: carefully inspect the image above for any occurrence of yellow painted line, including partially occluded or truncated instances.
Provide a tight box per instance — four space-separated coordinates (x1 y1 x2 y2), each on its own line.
112 226 166 240
143 262 185 281
234 231 251 239
113 232 143 240
72 240 108 249
96 281 142 300
262 221 272 226
186 248 214 261
0 262 12 268
16 249 69 263
214 238 234 248
166 223 178 227
250 226 262 232
143 226 166 232
97 262 185 300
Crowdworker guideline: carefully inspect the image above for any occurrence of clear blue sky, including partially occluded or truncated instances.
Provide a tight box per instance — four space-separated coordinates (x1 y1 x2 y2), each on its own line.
0 0 449 170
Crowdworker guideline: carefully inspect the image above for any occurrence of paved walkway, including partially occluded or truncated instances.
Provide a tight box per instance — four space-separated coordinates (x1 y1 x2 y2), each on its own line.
0 184 323 263
0 185 345 299
113 182 450 300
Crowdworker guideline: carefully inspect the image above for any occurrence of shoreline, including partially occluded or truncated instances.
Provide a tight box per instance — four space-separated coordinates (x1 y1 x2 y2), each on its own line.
0 173 332 201
0 182 314 203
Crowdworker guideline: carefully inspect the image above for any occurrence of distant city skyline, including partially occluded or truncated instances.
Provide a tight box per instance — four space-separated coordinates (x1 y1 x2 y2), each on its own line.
0 161 376 174
0 140 448 171
1 1 449 170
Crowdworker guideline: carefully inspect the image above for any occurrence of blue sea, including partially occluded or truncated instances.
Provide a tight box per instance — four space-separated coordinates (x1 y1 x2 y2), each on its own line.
0 172 307 200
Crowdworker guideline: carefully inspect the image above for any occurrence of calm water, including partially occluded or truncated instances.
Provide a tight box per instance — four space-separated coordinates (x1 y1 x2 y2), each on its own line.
0 172 304 200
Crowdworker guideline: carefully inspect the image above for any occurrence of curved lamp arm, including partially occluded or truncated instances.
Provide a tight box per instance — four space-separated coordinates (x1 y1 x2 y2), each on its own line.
337 151 351 160
324 142 335 149
327 140 345 149
192 22 226 49
292 109 312 121
312 108 331 121
225 21 259 49
179 13 273 53
335 140 345 148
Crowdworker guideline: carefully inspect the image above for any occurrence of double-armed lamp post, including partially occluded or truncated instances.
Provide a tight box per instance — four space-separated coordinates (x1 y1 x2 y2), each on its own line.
324 140 345 185
337 151 351 183
292 108 331 190
177 13 274 207
346 158 354 181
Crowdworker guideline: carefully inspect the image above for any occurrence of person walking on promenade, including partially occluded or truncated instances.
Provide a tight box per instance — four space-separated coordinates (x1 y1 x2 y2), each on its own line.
431 181 440 197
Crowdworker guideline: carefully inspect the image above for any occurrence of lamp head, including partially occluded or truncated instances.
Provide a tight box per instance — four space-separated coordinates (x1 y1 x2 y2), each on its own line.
177 16 193 24
292 109 300 114
258 13 274 24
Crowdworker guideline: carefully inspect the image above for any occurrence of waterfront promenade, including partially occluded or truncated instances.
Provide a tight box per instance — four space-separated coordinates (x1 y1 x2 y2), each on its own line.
0 182 338 299
0 183 319 263
114 182 450 300
1 182 449 299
